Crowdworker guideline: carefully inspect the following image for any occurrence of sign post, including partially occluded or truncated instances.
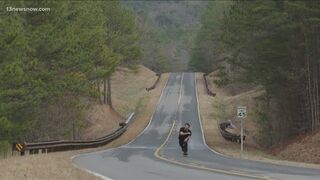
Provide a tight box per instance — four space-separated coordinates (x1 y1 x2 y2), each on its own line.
237 106 247 153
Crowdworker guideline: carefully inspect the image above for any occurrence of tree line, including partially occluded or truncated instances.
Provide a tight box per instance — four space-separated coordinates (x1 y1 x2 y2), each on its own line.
190 0 320 146
122 0 207 72
0 1 140 153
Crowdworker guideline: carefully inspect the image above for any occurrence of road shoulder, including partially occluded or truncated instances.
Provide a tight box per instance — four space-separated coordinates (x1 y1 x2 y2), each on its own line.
195 73 320 170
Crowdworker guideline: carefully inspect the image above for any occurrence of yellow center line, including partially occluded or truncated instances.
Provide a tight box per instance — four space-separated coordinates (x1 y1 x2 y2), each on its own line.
153 73 274 180
177 73 184 106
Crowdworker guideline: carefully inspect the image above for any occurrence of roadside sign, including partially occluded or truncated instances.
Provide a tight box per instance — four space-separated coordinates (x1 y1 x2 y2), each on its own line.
12 143 25 156
13 143 25 152
237 106 247 118
237 106 247 154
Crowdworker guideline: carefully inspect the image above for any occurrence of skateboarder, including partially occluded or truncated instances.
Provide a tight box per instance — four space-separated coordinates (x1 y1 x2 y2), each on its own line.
178 123 192 156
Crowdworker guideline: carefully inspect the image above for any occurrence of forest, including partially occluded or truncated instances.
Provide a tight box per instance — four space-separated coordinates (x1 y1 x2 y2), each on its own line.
2 0 320 154
0 1 140 153
190 0 320 146
122 0 207 72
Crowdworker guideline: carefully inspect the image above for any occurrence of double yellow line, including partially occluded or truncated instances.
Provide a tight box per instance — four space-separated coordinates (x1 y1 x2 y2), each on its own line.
153 73 273 180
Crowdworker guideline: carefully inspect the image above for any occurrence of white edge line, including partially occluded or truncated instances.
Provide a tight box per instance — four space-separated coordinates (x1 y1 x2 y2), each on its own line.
195 73 320 170
70 73 171 175
71 158 113 180
177 73 184 106
194 73 229 158
125 73 170 146
153 73 271 180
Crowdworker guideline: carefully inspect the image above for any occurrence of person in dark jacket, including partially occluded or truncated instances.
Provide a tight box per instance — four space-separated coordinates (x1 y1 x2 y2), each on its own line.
178 123 192 156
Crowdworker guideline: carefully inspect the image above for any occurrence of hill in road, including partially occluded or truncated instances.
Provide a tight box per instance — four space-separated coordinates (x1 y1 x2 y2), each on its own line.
121 0 207 72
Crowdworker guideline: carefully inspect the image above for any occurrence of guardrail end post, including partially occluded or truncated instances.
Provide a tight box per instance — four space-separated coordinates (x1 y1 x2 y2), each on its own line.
119 122 126 127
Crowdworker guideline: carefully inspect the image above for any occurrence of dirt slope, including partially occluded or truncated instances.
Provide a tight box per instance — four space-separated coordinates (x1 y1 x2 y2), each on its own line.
82 65 157 140
274 131 320 164
112 65 157 115
0 65 169 180
82 105 122 140
197 72 320 168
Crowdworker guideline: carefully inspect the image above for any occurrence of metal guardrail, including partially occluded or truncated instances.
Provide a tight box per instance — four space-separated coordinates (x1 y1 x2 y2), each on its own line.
203 73 216 96
219 122 245 143
14 112 135 155
146 73 161 91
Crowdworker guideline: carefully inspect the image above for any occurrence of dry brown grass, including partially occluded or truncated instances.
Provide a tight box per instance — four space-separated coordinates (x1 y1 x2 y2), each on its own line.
275 131 320 164
112 65 157 116
82 65 158 140
0 152 98 180
196 73 320 169
97 73 169 148
0 66 169 180
82 105 122 140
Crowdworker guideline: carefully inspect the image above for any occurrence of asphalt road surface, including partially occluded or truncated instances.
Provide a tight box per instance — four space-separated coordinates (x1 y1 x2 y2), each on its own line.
73 73 320 180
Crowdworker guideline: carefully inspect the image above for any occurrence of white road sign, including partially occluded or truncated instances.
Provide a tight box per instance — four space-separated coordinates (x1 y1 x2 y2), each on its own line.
237 106 247 118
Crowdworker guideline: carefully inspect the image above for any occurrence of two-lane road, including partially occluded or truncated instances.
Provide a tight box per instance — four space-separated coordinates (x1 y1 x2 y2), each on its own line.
73 73 320 180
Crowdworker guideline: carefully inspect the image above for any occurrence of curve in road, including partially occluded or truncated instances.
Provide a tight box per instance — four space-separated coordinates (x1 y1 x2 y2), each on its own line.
73 73 320 180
